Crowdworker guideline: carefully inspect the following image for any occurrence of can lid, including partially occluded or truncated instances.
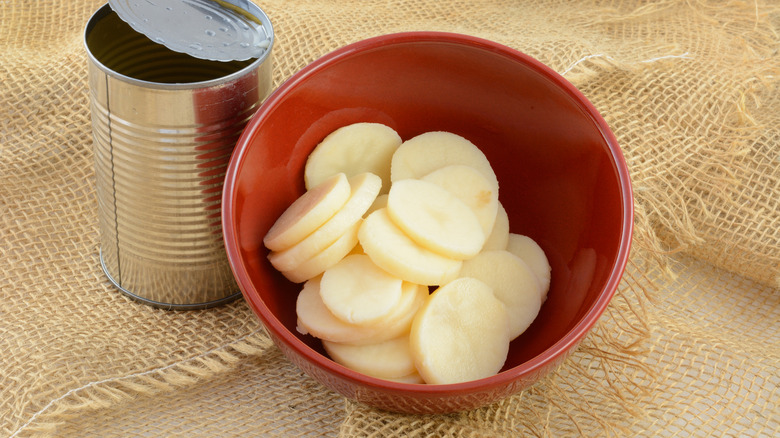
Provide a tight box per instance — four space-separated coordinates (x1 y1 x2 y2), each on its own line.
108 0 272 62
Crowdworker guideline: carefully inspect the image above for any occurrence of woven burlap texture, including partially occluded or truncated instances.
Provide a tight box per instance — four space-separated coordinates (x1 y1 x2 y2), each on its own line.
2 0 778 436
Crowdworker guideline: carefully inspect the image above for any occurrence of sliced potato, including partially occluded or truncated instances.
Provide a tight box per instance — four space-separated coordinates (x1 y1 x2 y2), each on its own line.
384 372 425 384
372 281 428 337
279 220 360 283
410 277 510 385
322 335 416 379
268 172 381 272
297 277 426 345
390 131 498 193
482 201 509 251
319 254 403 325
274 126 551 385
422 164 499 239
264 173 350 252
386 179 485 259
365 193 388 216
458 250 542 339
305 122 401 194
359 208 462 286
506 233 552 301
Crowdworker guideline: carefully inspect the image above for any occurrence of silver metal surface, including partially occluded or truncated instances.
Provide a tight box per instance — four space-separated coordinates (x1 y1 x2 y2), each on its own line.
84 3 274 309
108 0 272 62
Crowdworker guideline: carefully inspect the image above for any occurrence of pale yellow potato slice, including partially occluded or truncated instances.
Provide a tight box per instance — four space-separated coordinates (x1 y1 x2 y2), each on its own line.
358 208 462 286
322 335 416 379
305 122 402 194
371 281 428 335
268 172 381 272
365 193 388 216
264 173 350 252
296 277 427 345
458 250 542 340
482 201 509 251
385 372 425 384
279 220 360 283
386 179 485 260
506 233 551 301
422 164 499 239
319 254 403 325
390 131 498 192
410 277 510 385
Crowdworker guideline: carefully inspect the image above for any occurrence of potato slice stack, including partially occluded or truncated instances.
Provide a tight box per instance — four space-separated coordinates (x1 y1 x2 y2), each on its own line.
263 123 551 385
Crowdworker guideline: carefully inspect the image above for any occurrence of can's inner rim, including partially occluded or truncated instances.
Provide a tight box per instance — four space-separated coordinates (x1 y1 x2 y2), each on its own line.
84 3 273 89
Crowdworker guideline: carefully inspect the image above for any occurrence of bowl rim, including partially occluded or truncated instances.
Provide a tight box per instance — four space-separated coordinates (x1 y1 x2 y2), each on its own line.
222 31 634 395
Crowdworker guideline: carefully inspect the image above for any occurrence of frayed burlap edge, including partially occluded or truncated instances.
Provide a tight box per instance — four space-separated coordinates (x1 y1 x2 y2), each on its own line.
564 48 780 289
9 330 272 437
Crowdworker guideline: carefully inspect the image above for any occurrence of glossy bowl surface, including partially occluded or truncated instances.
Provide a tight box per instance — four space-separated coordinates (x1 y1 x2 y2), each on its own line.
222 32 633 414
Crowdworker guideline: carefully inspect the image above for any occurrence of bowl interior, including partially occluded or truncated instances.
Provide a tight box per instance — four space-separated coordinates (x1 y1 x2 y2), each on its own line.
226 33 631 383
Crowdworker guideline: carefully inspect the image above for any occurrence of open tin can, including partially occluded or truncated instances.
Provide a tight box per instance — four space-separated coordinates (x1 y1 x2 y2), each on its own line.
84 0 274 309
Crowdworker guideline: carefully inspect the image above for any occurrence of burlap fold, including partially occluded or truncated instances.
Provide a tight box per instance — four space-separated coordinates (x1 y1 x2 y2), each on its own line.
2 0 777 437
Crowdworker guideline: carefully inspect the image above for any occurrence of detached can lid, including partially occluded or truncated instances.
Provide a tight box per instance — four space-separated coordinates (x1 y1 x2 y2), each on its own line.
108 0 273 62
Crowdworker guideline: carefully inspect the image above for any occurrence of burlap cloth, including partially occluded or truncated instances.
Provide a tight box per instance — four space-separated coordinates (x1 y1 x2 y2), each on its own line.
2 0 778 436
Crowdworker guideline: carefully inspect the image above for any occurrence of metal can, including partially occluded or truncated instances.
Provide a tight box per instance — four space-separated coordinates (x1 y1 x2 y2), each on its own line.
84 1 274 309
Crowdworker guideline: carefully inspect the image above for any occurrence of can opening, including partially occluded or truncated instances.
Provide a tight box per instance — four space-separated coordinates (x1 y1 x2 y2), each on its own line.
86 6 254 84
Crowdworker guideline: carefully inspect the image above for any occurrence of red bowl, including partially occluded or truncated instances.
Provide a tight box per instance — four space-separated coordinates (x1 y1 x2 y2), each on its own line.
222 32 633 414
